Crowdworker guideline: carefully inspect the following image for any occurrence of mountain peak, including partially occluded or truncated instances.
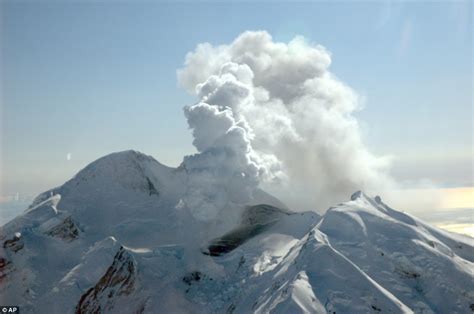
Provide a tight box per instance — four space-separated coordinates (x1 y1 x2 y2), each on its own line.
350 190 363 200
73 150 158 180
2 152 473 313
65 150 175 197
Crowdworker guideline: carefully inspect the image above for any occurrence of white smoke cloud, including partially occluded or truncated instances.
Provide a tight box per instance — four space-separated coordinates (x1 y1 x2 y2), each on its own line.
179 31 394 214
180 64 265 221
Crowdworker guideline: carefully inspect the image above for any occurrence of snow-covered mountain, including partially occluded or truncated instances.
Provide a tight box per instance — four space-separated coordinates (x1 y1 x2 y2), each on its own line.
1 150 472 313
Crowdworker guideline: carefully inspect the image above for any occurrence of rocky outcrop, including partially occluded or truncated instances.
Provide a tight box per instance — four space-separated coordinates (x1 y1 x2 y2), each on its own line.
3 233 24 253
75 247 137 314
45 217 80 242
205 204 291 256
0 257 13 284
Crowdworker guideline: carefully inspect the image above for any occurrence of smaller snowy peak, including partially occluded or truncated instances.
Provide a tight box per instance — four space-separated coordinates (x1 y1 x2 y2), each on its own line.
247 227 413 313
349 190 384 210
349 190 379 203
350 190 364 201
334 191 416 226
354 191 420 227
318 191 474 313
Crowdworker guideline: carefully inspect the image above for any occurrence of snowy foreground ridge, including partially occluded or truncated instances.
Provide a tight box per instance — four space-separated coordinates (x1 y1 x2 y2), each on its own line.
1 151 473 313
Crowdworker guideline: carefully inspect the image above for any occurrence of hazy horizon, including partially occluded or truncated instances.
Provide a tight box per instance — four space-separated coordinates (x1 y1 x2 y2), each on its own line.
1 1 472 235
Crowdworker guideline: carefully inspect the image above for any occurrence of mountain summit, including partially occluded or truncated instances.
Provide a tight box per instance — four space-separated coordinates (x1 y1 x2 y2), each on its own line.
1 151 472 313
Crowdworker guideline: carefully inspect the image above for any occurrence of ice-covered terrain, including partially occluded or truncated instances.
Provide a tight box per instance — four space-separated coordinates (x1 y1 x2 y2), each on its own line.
0 150 472 313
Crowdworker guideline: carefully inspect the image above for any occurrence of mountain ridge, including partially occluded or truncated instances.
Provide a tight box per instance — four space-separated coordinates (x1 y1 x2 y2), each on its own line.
0 150 472 313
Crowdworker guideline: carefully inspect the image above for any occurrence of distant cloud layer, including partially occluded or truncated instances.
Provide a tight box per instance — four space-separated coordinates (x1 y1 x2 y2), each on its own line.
178 31 394 214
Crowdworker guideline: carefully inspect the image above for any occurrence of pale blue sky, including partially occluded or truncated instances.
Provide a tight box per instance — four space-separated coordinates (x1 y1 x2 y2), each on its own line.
1 0 472 199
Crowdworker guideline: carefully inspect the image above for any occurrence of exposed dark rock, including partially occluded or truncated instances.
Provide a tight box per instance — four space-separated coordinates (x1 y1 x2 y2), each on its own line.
237 256 246 270
241 204 291 225
146 177 159 197
183 271 202 285
371 304 382 312
351 191 362 201
46 217 80 242
3 234 24 253
227 303 236 314
76 246 137 314
396 268 420 279
204 204 291 256
0 257 13 284
205 224 269 256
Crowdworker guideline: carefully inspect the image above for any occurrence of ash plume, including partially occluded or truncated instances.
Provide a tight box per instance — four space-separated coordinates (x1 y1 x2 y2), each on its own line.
179 31 394 214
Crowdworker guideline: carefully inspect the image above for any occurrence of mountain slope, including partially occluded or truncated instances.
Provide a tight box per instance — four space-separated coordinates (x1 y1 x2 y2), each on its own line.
318 192 473 313
1 150 472 313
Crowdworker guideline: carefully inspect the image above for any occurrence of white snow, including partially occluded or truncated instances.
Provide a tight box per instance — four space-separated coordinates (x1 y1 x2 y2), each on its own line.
0 151 472 313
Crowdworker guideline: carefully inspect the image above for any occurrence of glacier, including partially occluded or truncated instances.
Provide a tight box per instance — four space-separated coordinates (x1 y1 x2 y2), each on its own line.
0 150 472 313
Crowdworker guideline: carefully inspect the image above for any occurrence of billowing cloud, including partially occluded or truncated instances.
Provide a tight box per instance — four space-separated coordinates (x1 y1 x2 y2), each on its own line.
180 64 267 221
179 31 394 214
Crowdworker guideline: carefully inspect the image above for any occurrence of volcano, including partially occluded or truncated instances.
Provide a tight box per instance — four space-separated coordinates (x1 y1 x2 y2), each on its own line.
1 150 472 313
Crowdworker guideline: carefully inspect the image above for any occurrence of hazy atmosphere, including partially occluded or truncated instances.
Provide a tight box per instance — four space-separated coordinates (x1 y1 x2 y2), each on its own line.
1 1 473 234
1 2 473 313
